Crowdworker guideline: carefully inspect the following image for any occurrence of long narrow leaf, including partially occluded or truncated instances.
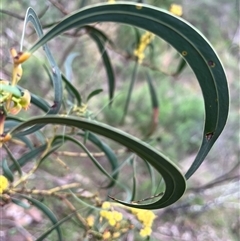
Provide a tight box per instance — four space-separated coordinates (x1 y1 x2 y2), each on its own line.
121 61 139 124
9 144 47 172
2 159 14 182
62 74 82 106
88 31 115 105
36 212 76 241
10 116 186 210
3 145 22 176
53 135 119 189
130 156 137 201
20 195 62 240
172 56 187 77
80 132 119 188
86 89 103 102
146 72 159 136
19 7 62 135
27 3 228 179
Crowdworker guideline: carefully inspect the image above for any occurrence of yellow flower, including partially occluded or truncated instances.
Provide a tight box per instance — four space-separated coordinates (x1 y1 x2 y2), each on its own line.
100 210 108 218
108 0 115 3
0 175 9 194
169 4 183 16
100 208 123 227
112 232 121 238
103 231 111 240
102 201 111 209
86 215 95 227
130 207 156 237
140 226 152 237
109 218 116 226
10 90 31 115
133 31 155 63
112 211 123 222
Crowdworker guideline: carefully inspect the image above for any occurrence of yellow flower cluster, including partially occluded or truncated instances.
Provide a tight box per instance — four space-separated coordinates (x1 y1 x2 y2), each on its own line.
130 208 156 238
86 215 95 227
0 49 31 116
134 31 155 63
0 175 9 194
0 81 31 115
100 202 123 226
169 4 183 16
0 49 31 146
102 231 121 240
100 201 134 240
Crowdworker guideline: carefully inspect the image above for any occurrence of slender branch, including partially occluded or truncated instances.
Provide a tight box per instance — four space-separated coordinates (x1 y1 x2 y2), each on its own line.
0 9 25 20
38 4 50 19
62 197 89 229
11 183 81 195
187 161 240 192
48 0 69 15
56 148 126 157
12 164 38 188
9 187 97 199
187 175 240 192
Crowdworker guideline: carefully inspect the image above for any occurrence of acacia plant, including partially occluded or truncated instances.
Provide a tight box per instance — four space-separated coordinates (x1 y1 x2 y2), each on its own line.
0 1 229 240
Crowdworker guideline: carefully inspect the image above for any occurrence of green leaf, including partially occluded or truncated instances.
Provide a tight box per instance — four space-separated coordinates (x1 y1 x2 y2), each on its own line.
20 195 62 240
27 2 228 179
10 116 186 210
121 61 139 124
146 72 158 108
3 145 22 176
11 198 31 209
53 135 118 188
64 52 79 81
130 156 137 201
172 55 187 77
88 30 115 105
19 7 62 135
133 27 141 46
86 89 103 102
62 74 82 106
36 212 76 241
146 72 159 136
2 159 14 182
85 25 114 45
80 132 119 188
142 158 156 195
9 144 47 172
30 92 50 112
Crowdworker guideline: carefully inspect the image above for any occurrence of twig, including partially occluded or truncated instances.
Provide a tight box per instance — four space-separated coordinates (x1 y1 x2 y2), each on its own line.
11 183 80 195
56 148 126 157
0 9 25 20
38 3 50 19
131 192 164 204
48 0 69 15
62 197 89 229
187 161 240 192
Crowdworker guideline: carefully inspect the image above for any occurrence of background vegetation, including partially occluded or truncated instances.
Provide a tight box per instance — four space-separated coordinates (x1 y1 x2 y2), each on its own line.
0 0 239 240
